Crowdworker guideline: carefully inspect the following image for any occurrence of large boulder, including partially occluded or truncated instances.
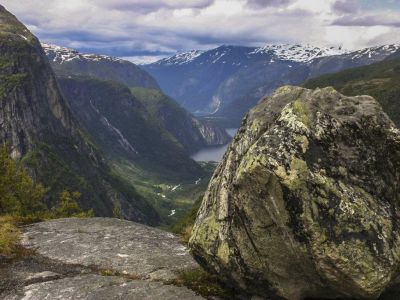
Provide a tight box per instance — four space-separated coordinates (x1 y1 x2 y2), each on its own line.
189 86 400 300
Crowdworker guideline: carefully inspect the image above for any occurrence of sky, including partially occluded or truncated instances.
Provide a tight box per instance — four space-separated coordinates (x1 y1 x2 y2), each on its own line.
2 0 400 63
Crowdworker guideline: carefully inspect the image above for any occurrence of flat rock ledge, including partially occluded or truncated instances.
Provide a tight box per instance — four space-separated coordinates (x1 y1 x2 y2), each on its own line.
5 274 204 300
5 218 204 300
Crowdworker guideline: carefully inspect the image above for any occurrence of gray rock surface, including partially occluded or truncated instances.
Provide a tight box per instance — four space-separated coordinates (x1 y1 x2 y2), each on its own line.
22 218 198 281
5 274 204 300
189 86 400 300
3 218 205 299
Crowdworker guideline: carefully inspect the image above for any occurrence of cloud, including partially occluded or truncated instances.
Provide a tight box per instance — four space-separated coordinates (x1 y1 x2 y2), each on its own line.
332 13 400 27
332 0 360 14
1 0 399 61
94 0 215 13
246 0 294 9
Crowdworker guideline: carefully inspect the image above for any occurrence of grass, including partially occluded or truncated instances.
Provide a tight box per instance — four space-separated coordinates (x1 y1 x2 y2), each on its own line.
0 216 20 257
171 198 202 243
172 268 234 299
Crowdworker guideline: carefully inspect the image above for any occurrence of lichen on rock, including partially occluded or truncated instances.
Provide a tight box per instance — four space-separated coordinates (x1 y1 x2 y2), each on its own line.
189 86 400 300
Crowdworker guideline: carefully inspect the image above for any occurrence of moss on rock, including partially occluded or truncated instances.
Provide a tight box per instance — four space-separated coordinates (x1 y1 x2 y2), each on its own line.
189 86 400 300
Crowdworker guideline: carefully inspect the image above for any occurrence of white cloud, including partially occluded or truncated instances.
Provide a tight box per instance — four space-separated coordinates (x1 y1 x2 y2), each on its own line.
2 0 399 60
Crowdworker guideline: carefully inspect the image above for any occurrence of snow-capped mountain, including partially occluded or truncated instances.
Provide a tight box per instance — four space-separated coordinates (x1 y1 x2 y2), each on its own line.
349 44 399 60
42 43 159 89
42 43 124 64
249 44 347 62
150 44 347 68
154 50 205 66
143 44 400 126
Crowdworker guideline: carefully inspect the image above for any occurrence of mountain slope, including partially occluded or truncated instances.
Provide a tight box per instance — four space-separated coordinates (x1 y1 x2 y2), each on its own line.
57 76 204 180
42 43 159 89
43 44 231 153
144 44 399 126
304 57 400 127
0 5 160 224
130 87 230 153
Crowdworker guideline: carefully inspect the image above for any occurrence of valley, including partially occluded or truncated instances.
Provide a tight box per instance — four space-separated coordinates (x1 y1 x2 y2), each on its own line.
1 1 400 299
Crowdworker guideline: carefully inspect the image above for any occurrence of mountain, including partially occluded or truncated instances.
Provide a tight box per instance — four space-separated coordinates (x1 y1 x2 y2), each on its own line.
304 56 400 127
43 44 230 154
130 87 230 153
144 44 399 126
57 76 204 180
42 43 159 89
0 5 160 224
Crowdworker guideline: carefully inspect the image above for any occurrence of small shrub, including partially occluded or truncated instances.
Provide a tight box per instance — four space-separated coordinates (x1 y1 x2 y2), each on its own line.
53 190 94 218
171 197 202 243
112 203 122 219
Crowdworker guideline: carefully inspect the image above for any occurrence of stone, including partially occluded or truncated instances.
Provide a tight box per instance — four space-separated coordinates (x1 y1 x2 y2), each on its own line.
189 86 400 300
22 218 199 281
24 271 61 284
4 274 204 300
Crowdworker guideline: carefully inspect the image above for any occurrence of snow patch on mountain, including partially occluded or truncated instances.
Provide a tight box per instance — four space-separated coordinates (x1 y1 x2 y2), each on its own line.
153 50 205 65
250 44 347 62
350 44 400 60
42 43 124 64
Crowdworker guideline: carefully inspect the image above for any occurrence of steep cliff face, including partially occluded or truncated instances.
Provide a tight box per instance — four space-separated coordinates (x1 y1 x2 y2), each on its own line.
130 88 230 154
0 5 160 225
189 86 400 299
42 43 159 89
57 76 204 180
0 7 74 159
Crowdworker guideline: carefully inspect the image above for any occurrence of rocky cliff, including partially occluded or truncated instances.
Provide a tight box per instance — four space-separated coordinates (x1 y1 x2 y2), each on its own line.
0 5 160 224
189 86 400 299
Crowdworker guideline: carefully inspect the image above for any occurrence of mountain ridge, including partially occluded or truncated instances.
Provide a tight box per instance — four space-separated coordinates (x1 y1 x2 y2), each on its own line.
143 43 400 126
42 43 160 89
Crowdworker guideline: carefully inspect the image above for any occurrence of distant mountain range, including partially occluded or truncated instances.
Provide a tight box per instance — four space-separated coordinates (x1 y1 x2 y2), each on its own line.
143 44 400 126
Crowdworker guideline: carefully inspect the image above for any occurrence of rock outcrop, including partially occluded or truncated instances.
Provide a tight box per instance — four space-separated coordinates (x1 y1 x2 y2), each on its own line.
3 218 204 299
21 218 198 281
189 86 400 299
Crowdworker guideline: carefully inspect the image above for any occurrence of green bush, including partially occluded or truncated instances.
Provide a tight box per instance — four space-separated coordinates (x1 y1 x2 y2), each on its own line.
0 146 92 256
53 190 94 218
0 146 46 217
